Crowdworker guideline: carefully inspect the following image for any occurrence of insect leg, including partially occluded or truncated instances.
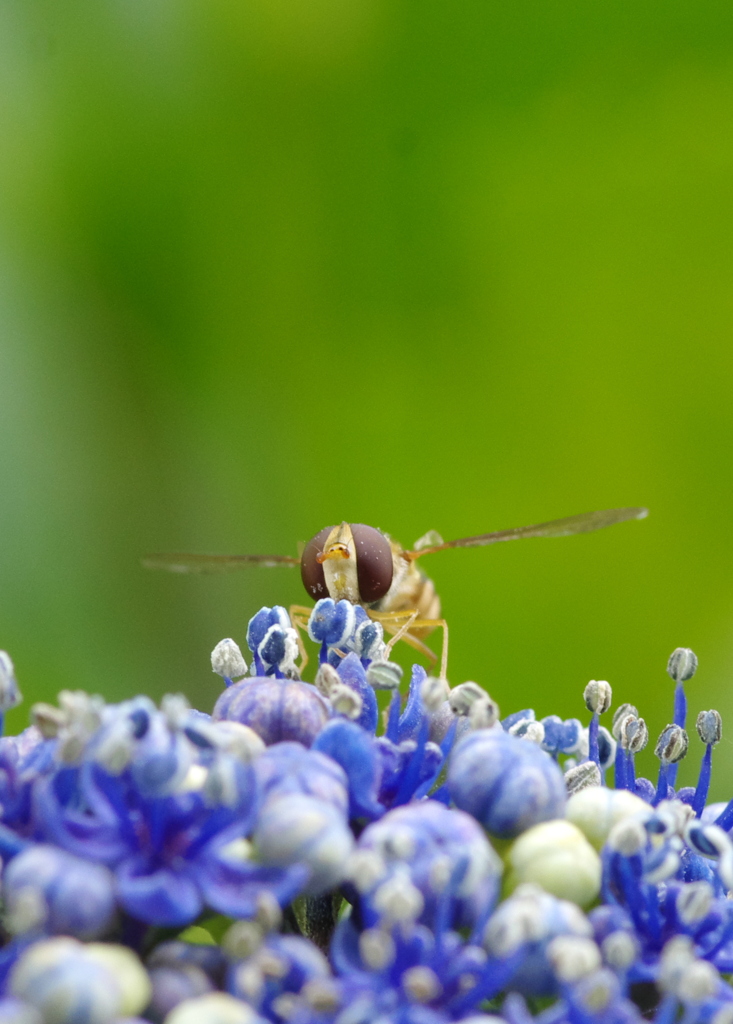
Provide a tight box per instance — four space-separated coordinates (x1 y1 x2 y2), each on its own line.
288 604 315 675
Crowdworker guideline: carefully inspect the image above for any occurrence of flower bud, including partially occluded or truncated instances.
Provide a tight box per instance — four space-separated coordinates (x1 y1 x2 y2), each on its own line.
0 998 43 1024
366 660 403 690
566 788 651 851
450 683 490 716
448 728 566 838
4 846 117 941
676 881 714 925
314 663 340 698
655 724 689 764
214 678 329 747
611 704 638 740
211 640 248 681
222 922 264 960
421 676 450 713
619 715 648 754
254 794 353 896
573 970 620 1013
402 966 442 1003
30 702 65 738
329 684 363 720
372 870 425 924
564 761 601 794
583 681 612 715
84 944 152 1018
601 931 638 971
509 719 545 744
506 820 601 908
696 709 722 746
546 936 601 983
667 648 698 684
246 606 290 655
164 992 263 1024
358 928 395 970
470 696 500 730
607 817 648 856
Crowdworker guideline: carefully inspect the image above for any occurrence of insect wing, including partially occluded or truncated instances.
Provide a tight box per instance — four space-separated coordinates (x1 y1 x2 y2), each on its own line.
142 552 299 573
406 506 648 558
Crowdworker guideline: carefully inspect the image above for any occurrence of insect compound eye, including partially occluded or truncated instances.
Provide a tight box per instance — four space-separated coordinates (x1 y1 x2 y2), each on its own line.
301 526 333 599
351 524 393 603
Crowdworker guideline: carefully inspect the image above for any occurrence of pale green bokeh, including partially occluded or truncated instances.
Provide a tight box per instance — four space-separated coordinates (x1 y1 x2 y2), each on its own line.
1 0 733 795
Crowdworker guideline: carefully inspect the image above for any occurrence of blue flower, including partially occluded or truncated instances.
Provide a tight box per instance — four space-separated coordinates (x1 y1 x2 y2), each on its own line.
352 800 503 931
447 727 567 838
253 742 349 815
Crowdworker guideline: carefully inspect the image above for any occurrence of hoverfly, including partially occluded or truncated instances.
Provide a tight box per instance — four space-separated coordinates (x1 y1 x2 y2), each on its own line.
143 506 648 678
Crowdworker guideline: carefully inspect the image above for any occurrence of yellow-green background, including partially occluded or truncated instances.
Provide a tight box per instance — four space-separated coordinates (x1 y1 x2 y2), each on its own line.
1 0 732 795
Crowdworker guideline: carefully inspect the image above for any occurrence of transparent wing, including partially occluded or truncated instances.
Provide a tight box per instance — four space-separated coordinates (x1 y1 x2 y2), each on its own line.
405 507 648 559
142 552 299 574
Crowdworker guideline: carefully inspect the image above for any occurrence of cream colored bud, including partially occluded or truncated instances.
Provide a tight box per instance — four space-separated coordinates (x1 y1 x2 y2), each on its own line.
402 966 442 1003
211 639 248 681
565 761 601 795
164 992 262 1024
506 820 601 908
222 921 263 960
373 871 424 923
314 663 341 698
601 931 638 971
422 676 450 713
567 787 651 851
85 943 151 1018
366 660 403 690
546 936 601 983
359 928 396 970
330 684 363 719
584 681 612 715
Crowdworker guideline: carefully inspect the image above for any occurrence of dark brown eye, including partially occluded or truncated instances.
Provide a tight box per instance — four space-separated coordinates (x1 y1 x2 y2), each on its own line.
351 524 393 603
301 526 333 599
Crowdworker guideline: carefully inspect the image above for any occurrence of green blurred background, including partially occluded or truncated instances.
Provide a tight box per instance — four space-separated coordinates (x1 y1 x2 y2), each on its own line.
1 0 732 793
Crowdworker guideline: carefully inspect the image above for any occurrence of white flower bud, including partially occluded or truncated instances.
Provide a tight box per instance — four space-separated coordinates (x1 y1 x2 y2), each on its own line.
211 721 265 761
667 648 698 684
373 870 424 924
31 702 65 738
607 817 648 856
584 681 612 715
611 704 638 740
564 762 601 795
84 943 151 1018
255 891 282 933
330 684 363 720
211 639 248 681
359 928 396 970
164 992 262 1024
655 724 688 764
347 849 388 894
677 960 720 1004
567 788 651 851
402 966 442 1003
470 696 500 730
546 936 601 983
301 980 340 1014
511 720 545 744
506 820 601 908
222 921 263 960
601 931 638 971
366 660 403 690
658 936 696 996
449 682 497 721
160 693 191 729
676 882 714 925
314 663 341 698
422 676 450 713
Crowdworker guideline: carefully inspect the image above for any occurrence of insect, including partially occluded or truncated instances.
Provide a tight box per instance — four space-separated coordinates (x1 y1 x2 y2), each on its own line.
143 506 648 678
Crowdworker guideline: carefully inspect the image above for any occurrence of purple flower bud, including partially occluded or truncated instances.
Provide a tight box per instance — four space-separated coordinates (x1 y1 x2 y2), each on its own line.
213 678 330 747
147 965 213 1022
448 729 566 838
4 845 116 940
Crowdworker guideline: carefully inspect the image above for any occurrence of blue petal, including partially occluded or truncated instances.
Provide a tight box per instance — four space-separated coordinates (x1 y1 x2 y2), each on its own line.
313 719 384 820
336 653 378 734
115 856 203 926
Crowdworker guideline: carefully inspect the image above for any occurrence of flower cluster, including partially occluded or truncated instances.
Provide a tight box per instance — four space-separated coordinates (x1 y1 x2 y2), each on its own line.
0 603 731 1024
